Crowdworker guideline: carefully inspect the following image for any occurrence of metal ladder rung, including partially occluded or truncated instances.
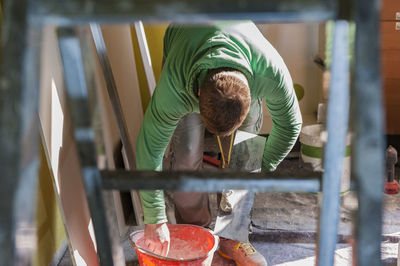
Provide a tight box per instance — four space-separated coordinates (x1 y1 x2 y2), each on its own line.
100 169 322 193
32 0 336 24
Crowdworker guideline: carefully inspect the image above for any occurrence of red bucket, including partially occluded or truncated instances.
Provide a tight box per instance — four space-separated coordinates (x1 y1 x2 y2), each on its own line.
130 224 219 266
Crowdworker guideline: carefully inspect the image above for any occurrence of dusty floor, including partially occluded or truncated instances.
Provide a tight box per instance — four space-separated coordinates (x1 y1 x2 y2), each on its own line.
122 192 400 265
59 188 400 266
122 150 400 265
59 147 400 265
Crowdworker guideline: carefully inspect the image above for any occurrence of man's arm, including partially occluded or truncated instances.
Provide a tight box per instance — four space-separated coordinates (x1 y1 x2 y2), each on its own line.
262 77 302 171
136 76 190 218
136 68 190 254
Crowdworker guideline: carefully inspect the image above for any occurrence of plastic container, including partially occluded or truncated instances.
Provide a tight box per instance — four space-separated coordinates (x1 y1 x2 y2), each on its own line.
130 224 219 266
300 124 351 193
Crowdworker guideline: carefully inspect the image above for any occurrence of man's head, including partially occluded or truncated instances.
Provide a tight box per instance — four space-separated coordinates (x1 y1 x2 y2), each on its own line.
199 68 251 136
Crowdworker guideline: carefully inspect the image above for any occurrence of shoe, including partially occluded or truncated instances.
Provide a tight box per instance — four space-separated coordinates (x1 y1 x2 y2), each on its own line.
218 238 268 266
211 250 236 266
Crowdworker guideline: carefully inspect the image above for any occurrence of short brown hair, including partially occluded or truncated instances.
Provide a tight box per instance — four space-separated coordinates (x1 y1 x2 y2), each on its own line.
199 68 251 136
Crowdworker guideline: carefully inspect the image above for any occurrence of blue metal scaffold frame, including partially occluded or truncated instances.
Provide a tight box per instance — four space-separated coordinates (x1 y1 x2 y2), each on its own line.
0 0 384 265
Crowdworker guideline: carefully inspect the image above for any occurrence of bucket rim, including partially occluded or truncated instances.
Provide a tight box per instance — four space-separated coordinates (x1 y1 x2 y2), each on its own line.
129 224 220 262
300 124 353 145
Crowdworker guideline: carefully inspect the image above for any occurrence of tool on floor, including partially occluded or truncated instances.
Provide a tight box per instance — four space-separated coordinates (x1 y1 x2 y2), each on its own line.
384 145 398 194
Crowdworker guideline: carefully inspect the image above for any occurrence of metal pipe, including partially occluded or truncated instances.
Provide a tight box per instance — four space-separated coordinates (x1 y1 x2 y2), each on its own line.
89 23 144 226
134 21 156 96
0 0 41 265
317 20 350 266
29 0 336 25
101 169 322 192
90 24 136 170
353 0 385 264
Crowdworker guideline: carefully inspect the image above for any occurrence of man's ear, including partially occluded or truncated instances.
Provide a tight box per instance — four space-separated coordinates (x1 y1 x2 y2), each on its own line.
198 88 201 97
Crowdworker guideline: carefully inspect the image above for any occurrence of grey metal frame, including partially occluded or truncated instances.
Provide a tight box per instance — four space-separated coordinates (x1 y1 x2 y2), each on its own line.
30 0 337 24
317 20 350 265
353 1 384 265
0 0 42 265
0 0 384 265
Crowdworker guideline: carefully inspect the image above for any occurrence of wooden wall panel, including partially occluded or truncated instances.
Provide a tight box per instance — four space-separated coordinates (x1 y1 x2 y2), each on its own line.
382 50 400 78
385 106 400 135
381 0 400 21
381 0 400 134
383 78 400 101
381 21 400 50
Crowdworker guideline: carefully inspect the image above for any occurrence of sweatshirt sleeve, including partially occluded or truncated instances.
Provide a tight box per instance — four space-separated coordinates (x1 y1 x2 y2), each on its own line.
261 75 302 172
136 70 190 224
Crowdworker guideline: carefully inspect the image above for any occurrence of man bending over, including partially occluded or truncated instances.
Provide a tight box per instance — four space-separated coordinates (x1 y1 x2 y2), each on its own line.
136 21 302 265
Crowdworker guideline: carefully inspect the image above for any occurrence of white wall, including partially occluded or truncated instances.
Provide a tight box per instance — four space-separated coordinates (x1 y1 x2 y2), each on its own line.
256 23 323 134
39 24 144 266
39 25 98 266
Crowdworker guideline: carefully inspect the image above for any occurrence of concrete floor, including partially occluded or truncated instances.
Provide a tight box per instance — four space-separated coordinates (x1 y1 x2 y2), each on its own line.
122 192 400 265
122 149 400 265
59 191 400 265
59 150 400 265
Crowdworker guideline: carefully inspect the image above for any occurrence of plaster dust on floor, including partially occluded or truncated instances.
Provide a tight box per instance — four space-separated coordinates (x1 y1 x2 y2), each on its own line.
123 155 400 265
58 149 400 265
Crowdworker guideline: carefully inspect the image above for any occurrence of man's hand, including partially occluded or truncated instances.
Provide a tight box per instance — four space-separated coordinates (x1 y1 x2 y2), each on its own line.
144 223 170 257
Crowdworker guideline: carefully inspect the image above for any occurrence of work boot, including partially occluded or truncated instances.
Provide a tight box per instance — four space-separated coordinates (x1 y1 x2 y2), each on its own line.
218 238 268 266
211 251 236 266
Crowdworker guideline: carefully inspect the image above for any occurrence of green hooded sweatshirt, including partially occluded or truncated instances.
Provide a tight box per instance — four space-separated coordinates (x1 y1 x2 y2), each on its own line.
136 21 302 224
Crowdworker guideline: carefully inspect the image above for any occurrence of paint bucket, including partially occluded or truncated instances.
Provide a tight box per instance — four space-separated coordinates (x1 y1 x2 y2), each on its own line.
300 124 351 193
130 224 219 266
